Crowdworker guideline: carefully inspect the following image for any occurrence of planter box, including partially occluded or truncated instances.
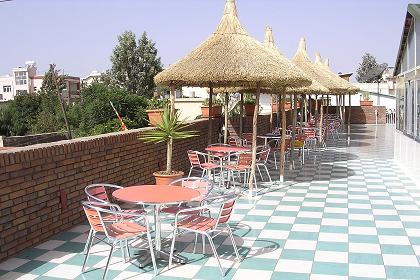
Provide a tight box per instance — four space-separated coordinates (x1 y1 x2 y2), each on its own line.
271 102 292 112
244 104 255 116
201 105 222 118
360 100 373 107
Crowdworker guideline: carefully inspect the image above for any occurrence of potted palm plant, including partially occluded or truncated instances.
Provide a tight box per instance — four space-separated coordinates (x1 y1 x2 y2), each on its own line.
360 92 373 106
201 97 223 118
140 107 197 185
244 93 256 116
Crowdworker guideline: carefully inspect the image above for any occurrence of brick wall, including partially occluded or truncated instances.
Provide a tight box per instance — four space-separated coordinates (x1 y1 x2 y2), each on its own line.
0 118 220 261
0 115 274 261
325 106 386 124
227 114 271 137
0 132 69 148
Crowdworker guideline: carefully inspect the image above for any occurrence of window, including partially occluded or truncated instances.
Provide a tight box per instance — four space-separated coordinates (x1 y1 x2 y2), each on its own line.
16 90 27 96
14 71 27 85
0 94 3 100
3 85 11 92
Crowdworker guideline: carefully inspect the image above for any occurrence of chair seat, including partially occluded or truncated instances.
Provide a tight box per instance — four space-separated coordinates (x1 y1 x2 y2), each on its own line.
161 206 202 215
225 164 251 171
106 220 147 240
102 209 145 221
177 215 216 231
201 163 220 169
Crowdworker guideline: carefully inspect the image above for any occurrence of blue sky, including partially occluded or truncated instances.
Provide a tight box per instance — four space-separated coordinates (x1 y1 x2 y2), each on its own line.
0 0 414 78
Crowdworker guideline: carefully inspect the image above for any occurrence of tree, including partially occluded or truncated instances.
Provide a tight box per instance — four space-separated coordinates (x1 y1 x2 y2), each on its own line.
108 31 163 97
69 83 149 136
32 64 70 135
356 53 388 83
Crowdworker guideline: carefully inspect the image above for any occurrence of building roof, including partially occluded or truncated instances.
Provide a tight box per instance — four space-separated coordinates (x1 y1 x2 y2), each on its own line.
394 4 420 76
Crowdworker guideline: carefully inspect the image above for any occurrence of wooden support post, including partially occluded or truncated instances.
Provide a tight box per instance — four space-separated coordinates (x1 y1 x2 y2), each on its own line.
291 93 298 168
319 95 324 145
224 93 229 144
248 87 260 196
279 89 286 183
276 92 281 129
270 94 274 132
348 92 351 134
239 92 244 138
208 86 213 145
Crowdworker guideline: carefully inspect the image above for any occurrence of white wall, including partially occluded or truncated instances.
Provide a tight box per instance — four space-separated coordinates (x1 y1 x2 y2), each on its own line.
0 75 14 102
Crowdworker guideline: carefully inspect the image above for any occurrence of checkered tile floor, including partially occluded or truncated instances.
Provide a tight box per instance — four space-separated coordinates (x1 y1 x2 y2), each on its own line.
2 125 420 280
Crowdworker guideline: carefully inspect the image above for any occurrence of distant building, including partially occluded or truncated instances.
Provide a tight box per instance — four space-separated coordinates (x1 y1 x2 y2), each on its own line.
394 4 420 140
82 70 102 87
0 61 81 103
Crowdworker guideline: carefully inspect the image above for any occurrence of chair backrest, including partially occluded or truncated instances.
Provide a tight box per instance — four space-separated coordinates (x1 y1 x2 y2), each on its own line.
170 177 213 200
237 152 253 166
82 201 110 233
187 150 201 167
85 183 123 204
228 136 241 147
215 195 237 226
257 146 271 163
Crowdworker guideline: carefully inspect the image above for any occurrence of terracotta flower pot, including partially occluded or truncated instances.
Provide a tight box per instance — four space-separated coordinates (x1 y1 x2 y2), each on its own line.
284 102 292 110
153 171 184 185
244 104 255 116
147 109 179 126
272 103 279 113
201 105 222 118
360 100 373 106
146 109 164 127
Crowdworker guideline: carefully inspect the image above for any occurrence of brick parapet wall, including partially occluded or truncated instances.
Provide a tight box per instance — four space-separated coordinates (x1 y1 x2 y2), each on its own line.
0 118 221 261
0 132 69 148
325 106 386 124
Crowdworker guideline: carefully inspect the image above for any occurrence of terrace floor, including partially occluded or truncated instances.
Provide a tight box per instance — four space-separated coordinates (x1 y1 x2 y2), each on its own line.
2 124 420 280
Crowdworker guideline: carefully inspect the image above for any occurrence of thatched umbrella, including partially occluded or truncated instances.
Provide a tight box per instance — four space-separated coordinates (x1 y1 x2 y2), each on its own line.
155 0 311 194
315 54 359 134
264 29 330 176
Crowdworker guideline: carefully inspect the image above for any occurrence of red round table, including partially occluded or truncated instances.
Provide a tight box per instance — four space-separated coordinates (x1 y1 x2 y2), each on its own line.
113 185 200 263
205 146 250 154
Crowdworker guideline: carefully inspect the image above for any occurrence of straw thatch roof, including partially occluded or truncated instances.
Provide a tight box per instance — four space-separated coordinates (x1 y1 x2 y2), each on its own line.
291 38 343 94
315 54 359 93
260 28 328 94
155 0 311 89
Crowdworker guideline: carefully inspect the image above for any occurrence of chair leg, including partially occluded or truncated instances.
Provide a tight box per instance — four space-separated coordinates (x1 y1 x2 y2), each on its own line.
256 164 264 181
206 234 225 276
193 232 198 253
202 234 206 254
168 229 177 270
226 225 240 261
263 165 272 182
82 229 94 272
188 168 192 178
102 244 114 280
83 229 93 254
146 231 157 275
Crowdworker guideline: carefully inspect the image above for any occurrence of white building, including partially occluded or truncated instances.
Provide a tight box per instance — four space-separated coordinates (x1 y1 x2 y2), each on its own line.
82 70 102 87
0 61 81 103
0 61 38 102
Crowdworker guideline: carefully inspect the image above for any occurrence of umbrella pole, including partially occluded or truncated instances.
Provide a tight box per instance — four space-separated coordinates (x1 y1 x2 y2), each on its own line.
248 86 260 196
326 95 329 141
170 85 176 115
270 94 274 132
309 94 312 120
303 94 307 123
240 92 244 139
224 93 229 144
348 92 351 138
291 93 298 168
208 86 213 145
279 89 286 183
315 94 319 118
276 92 281 130
319 95 324 146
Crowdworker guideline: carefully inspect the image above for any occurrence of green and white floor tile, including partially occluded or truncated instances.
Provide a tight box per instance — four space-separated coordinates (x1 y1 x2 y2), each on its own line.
1 125 420 279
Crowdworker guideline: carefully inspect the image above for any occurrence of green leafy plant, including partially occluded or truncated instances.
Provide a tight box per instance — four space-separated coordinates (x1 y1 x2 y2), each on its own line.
147 97 168 110
243 93 256 105
202 96 223 106
140 107 197 174
362 91 371 101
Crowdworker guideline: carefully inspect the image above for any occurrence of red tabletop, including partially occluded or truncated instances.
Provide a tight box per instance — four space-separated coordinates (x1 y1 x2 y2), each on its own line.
112 185 200 205
205 146 250 153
